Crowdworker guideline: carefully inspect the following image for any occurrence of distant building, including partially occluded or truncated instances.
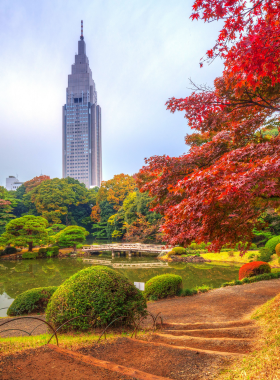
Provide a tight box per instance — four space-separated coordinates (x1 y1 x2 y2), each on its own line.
6 176 23 191
62 21 102 188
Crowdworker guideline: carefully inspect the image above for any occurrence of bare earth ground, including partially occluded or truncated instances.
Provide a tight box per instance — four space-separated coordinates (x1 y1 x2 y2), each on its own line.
0 346 137 380
2 279 280 379
148 278 280 323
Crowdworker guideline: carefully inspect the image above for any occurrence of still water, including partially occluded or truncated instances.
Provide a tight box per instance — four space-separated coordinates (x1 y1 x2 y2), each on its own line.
0 255 240 317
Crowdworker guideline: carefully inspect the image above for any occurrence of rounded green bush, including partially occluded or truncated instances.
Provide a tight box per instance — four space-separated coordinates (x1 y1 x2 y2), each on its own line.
46 266 147 331
265 236 280 254
144 274 182 300
171 247 186 255
3 246 17 255
22 251 38 259
7 286 58 316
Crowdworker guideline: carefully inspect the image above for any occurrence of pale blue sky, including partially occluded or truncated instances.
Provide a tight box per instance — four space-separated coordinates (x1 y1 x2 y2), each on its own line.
0 0 223 186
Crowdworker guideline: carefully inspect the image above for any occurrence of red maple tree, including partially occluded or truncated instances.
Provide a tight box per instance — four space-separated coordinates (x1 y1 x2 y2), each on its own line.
136 0 280 251
24 175 50 193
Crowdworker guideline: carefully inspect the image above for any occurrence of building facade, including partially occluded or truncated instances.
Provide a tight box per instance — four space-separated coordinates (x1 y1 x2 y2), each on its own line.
6 176 23 191
62 22 102 188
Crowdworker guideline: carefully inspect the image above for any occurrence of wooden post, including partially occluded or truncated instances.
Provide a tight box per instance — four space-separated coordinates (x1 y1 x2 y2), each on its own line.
112 250 115 258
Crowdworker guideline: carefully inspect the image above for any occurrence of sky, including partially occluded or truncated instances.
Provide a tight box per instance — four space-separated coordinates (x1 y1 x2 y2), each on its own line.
0 0 223 186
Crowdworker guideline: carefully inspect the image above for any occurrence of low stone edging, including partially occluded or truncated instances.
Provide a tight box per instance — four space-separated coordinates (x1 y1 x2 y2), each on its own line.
1 254 23 260
170 255 211 263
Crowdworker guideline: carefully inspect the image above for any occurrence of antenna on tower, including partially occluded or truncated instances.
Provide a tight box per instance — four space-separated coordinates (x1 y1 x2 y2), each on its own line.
80 20 84 40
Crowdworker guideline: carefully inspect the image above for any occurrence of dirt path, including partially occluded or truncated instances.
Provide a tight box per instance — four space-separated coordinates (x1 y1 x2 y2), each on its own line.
2 280 280 379
148 278 280 323
1 279 280 339
0 346 138 380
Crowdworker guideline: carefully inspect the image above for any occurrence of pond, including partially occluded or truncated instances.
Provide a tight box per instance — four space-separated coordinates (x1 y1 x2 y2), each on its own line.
0 255 241 317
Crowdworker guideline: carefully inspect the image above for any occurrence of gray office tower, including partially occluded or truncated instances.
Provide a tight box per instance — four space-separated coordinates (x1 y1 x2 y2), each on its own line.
62 21 102 188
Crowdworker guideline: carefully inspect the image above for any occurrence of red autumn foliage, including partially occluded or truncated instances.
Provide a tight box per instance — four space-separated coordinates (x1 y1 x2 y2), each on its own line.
24 175 50 193
239 261 271 280
135 0 280 251
191 1 280 90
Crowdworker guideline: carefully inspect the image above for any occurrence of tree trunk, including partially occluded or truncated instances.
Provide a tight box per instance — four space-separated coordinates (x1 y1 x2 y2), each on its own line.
28 242 33 252
73 244 77 252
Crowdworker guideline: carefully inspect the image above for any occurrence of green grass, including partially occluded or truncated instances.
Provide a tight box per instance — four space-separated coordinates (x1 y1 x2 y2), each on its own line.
0 330 142 355
201 250 260 263
218 292 280 379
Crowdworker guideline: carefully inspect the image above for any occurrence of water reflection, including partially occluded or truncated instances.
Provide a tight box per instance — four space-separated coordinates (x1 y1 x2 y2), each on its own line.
0 257 240 317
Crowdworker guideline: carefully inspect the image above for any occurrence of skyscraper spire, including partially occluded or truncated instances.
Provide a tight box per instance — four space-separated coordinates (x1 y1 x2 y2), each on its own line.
80 20 84 40
62 22 102 188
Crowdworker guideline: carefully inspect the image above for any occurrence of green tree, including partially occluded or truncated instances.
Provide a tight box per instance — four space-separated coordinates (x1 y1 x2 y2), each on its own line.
0 186 16 234
2 215 49 251
56 226 89 251
26 178 91 225
105 190 162 240
47 224 66 236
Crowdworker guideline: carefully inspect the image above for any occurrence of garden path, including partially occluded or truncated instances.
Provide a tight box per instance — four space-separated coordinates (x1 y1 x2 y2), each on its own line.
2 279 280 379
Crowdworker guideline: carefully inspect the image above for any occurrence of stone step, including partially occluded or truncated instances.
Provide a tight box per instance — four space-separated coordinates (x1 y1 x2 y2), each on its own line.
48 344 172 380
152 333 253 354
162 325 258 339
127 337 242 356
76 337 238 380
161 320 255 331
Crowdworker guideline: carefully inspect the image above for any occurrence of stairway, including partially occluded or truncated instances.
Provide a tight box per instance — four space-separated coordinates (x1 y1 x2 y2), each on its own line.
149 320 257 355
1 320 259 379
47 319 257 379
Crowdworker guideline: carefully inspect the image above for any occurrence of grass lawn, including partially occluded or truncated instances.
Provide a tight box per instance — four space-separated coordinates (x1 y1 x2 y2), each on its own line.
218 292 280 379
0 330 144 355
202 250 260 264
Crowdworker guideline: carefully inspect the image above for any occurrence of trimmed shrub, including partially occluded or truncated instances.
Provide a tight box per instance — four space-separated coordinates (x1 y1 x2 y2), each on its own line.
171 247 186 255
3 246 17 255
46 266 146 330
22 252 38 259
7 286 58 316
258 247 272 262
239 261 271 280
144 274 182 300
265 236 280 254
38 248 47 258
182 288 194 296
196 285 211 293
189 242 198 250
149 295 158 301
221 272 280 288
275 243 280 257
46 246 59 257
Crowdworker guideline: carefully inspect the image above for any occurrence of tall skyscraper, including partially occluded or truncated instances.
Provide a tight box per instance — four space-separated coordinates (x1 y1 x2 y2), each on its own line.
62 21 102 188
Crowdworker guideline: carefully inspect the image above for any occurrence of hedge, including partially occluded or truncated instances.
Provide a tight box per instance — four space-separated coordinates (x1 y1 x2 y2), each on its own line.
239 261 271 280
265 236 280 254
222 271 280 287
38 246 59 258
3 247 17 255
144 274 182 300
22 251 38 259
46 266 146 331
7 286 58 316
171 247 186 255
